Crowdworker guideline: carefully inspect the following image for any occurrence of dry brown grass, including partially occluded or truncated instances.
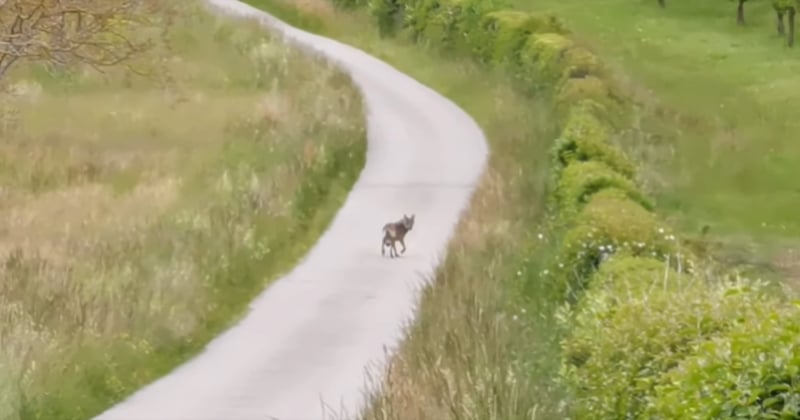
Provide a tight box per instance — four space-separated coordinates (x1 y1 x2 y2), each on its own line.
0 3 366 419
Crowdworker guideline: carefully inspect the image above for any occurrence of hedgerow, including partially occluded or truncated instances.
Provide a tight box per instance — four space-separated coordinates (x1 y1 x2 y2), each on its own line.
555 161 649 216
647 300 800 419
551 191 678 296
560 268 775 419
517 32 573 89
551 101 634 178
473 10 567 65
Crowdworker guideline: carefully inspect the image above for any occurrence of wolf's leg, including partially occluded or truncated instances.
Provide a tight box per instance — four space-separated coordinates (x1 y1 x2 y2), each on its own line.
400 238 406 254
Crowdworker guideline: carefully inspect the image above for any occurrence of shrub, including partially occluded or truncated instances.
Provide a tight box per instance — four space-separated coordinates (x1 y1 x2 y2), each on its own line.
518 32 574 89
561 46 603 80
552 191 676 295
449 0 502 54
552 102 635 178
647 301 800 419
555 75 611 109
560 273 777 420
555 161 649 215
400 0 438 40
368 0 404 36
468 10 566 65
418 0 498 51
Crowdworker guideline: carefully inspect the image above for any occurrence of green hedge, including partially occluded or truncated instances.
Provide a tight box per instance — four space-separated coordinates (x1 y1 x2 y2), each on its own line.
647 301 800 419
555 161 649 215
517 32 574 89
561 268 777 420
552 191 677 297
472 10 567 65
551 101 634 178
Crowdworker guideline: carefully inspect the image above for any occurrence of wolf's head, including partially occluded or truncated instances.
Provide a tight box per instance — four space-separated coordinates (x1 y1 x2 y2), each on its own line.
402 214 415 230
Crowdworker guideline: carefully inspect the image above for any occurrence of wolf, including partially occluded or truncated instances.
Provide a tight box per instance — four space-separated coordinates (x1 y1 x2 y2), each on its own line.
381 214 415 258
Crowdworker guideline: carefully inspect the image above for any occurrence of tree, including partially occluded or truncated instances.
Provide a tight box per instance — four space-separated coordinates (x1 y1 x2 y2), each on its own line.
0 0 161 82
773 0 798 46
734 0 748 25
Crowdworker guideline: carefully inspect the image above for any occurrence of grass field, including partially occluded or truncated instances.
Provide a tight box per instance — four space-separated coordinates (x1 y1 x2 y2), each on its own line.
508 0 800 279
0 3 365 419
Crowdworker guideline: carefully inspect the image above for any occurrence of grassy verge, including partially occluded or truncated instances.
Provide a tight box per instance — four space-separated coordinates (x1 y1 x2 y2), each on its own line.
508 0 800 282
0 3 365 419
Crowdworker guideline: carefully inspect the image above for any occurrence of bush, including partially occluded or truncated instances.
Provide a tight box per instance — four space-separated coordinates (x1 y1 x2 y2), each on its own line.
449 0 503 54
368 0 404 36
552 191 676 295
552 102 635 178
400 0 438 40
555 161 649 215
647 301 800 419
561 46 603 80
518 32 574 89
418 0 498 52
555 75 611 108
469 10 566 65
560 273 777 420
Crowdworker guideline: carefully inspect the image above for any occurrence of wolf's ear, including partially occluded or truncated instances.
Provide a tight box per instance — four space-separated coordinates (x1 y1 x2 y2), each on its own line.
410 214 415 219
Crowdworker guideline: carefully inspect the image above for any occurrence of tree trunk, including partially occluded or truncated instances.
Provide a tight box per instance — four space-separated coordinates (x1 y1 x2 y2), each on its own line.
790 9 796 47
778 10 786 35
658 0 665 8
737 0 745 25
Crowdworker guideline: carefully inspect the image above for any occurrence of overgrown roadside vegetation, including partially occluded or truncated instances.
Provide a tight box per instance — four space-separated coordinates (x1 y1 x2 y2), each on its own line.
247 0 800 419
0 2 365 419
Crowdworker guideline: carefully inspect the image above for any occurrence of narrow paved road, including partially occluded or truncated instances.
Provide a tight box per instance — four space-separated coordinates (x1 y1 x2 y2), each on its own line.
94 1 488 419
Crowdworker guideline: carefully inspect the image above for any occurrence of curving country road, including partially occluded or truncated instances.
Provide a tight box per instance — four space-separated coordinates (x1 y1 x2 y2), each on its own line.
93 1 488 419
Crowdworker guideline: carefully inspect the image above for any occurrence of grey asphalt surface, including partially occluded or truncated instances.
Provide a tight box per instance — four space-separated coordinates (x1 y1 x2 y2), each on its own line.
92 1 488 419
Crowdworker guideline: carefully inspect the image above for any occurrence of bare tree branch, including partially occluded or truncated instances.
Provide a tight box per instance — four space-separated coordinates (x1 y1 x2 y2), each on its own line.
0 0 163 81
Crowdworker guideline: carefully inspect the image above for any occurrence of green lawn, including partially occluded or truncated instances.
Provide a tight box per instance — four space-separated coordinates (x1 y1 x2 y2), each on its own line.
512 0 800 249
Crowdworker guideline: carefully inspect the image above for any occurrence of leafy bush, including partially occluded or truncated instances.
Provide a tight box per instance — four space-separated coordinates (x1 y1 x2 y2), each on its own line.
368 0 404 36
647 300 800 419
469 10 566 65
552 101 635 178
450 0 503 54
552 191 677 295
561 46 603 80
518 32 574 88
556 161 649 216
555 75 611 109
400 0 439 40
416 0 499 51
560 271 777 420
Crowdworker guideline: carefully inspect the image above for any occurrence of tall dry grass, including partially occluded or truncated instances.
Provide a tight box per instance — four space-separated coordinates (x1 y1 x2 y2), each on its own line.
0 3 365 419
